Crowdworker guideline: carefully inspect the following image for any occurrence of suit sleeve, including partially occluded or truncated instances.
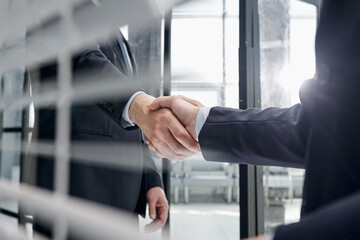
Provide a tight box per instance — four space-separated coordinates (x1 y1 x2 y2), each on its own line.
198 103 311 168
142 143 164 191
274 191 360 240
74 45 140 129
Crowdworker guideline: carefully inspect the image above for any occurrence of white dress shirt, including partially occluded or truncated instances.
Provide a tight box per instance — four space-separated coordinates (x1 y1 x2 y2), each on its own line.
121 91 146 127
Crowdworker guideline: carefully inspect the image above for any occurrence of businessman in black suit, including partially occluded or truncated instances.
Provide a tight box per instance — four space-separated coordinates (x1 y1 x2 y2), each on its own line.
147 0 360 239
35 29 199 237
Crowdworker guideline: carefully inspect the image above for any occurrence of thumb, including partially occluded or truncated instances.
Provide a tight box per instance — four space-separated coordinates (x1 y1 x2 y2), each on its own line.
148 199 157 220
147 96 172 111
178 95 203 107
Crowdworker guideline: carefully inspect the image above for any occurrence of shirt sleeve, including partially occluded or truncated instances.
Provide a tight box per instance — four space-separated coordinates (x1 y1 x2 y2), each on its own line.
121 91 146 128
195 107 212 137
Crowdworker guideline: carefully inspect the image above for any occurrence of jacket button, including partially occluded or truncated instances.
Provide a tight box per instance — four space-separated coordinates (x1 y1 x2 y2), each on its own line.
103 102 114 114
107 105 114 114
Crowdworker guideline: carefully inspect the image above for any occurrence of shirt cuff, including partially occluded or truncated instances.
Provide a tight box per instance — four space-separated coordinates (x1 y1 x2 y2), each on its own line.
121 91 146 128
195 107 211 137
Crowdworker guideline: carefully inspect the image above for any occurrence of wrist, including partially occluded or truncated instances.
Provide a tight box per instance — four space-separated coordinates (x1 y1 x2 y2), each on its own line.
129 94 154 124
187 107 201 140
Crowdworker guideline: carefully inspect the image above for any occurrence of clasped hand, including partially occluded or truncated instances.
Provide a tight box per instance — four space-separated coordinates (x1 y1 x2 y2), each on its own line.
129 94 203 160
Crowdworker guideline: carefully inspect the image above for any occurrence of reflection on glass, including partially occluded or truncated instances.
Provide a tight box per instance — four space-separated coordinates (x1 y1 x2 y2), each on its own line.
2 71 25 128
0 132 21 219
259 0 316 234
170 0 239 239
173 0 222 14
0 133 22 181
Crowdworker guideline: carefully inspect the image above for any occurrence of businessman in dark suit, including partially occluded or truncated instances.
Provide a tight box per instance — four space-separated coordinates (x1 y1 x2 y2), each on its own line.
34 28 198 237
147 0 360 239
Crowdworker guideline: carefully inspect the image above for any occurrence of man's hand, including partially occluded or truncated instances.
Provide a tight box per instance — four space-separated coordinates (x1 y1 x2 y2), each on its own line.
129 94 200 160
145 187 169 233
148 95 202 141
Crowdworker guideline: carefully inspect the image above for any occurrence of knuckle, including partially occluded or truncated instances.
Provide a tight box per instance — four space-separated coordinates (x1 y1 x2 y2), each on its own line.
158 112 166 122
153 123 161 132
162 110 172 120
191 142 199 151
171 144 182 155
174 130 185 141
151 136 159 143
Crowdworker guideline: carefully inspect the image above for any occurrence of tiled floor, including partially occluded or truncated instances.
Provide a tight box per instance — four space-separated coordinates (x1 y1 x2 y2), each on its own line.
140 199 302 240
170 203 239 240
0 199 301 239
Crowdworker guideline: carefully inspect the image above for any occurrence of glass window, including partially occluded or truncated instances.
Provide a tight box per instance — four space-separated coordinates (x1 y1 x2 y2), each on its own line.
170 1 240 239
0 132 21 224
0 132 21 181
173 0 223 14
2 71 25 128
0 69 25 233
258 0 317 234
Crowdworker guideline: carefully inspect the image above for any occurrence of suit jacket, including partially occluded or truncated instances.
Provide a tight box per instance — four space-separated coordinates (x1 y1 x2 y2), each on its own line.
199 1 360 239
36 31 163 217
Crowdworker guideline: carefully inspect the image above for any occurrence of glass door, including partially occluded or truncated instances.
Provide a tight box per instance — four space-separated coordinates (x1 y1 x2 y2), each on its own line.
258 0 319 234
169 1 240 239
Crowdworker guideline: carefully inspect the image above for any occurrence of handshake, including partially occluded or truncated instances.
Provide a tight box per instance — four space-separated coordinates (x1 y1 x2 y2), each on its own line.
129 94 203 160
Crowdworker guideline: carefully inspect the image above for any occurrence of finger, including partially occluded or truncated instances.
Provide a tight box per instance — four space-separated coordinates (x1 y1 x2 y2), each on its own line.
178 95 203 107
146 202 168 233
155 214 167 229
147 141 157 152
158 210 168 225
154 142 184 160
147 96 172 111
148 199 156 220
151 129 189 160
167 118 200 153
154 149 185 161
155 150 166 158
149 130 177 159
164 129 196 157
144 219 163 233
150 144 185 160
153 140 178 160
157 202 169 225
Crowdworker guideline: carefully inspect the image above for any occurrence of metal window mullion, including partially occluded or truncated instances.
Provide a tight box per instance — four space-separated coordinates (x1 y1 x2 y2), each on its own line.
161 11 172 238
252 0 263 234
19 70 32 227
221 0 226 107
239 0 262 238
0 76 3 176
